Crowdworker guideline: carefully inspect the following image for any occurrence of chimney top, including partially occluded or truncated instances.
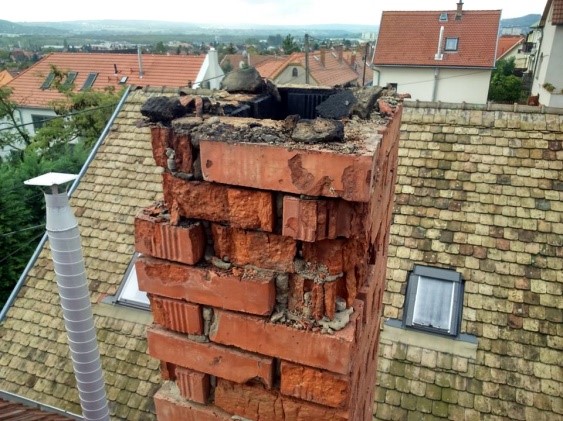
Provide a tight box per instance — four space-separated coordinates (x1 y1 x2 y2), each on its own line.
456 0 463 19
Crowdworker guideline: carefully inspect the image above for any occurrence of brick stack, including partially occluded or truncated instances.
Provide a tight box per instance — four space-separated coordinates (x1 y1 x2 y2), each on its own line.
135 104 402 420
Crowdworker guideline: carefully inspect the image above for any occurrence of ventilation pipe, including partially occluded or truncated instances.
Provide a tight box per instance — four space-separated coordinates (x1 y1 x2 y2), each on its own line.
24 172 110 421
435 26 445 60
137 45 144 79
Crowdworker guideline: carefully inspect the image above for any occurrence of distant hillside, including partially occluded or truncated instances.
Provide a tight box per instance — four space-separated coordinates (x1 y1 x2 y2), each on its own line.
5 19 376 38
500 14 541 31
0 19 64 35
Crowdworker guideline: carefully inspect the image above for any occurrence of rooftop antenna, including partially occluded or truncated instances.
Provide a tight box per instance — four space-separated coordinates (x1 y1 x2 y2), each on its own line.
24 172 110 421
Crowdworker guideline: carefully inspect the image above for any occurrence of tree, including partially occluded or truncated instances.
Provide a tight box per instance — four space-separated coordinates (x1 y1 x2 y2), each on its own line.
0 66 121 161
0 143 89 307
282 34 300 54
488 58 523 103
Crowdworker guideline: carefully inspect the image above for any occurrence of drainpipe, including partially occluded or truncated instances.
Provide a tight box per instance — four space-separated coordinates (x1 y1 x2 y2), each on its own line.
24 172 110 421
432 67 440 101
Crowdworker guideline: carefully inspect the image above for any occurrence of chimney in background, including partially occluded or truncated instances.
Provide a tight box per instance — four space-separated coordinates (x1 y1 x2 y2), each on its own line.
320 48 326 67
350 52 356 67
456 0 463 20
336 45 343 64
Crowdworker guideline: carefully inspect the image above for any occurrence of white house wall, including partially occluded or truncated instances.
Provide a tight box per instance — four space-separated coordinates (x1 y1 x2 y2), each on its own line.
532 10 563 108
0 107 56 157
275 65 311 85
374 67 492 104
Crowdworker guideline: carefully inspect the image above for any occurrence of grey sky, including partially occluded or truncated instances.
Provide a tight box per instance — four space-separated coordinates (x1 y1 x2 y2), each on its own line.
6 0 544 25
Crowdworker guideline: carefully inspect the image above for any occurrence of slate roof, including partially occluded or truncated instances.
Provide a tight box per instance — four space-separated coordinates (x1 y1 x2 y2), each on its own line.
496 35 525 60
6 52 205 108
374 9 501 68
255 50 359 87
0 89 168 419
375 103 563 420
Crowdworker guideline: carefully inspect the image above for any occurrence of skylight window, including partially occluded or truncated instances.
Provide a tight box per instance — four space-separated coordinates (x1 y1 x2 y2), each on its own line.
80 72 98 90
115 253 149 309
445 37 459 51
403 265 463 337
61 71 78 89
439 12 448 22
40 72 55 89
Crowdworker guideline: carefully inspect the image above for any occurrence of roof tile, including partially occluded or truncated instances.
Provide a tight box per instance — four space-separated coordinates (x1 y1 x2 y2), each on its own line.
374 9 501 68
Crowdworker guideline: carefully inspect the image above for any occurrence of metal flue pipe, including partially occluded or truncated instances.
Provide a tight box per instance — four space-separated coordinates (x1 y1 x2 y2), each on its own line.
24 172 110 421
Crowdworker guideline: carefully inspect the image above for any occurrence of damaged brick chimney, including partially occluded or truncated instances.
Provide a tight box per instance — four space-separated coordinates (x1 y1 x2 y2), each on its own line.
135 73 402 420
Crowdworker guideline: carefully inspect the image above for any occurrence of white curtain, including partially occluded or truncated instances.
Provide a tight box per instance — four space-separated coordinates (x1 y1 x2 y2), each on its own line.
412 276 454 332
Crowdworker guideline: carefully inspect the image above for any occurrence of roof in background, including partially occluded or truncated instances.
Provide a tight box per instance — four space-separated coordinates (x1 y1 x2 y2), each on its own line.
255 50 360 87
0 396 75 420
374 9 501 68
6 53 205 108
542 0 563 25
220 53 273 69
0 69 14 87
0 88 166 419
496 35 525 60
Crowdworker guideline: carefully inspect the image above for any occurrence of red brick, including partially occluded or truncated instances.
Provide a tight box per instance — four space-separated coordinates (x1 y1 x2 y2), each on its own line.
280 361 350 408
148 326 274 388
200 140 374 202
172 133 194 173
150 296 203 335
209 308 361 375
176 367 210 404
135 213 205 265
154 382 231 421
215 379 349 421
151 126 172 168
137 256 276 316
211 224 296 272
162 172 274 231
282 196 366 242
302 238 347 275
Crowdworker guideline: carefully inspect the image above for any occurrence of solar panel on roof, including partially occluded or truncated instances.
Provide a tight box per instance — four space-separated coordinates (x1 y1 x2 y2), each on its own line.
80 72 98 91
40 72 55 89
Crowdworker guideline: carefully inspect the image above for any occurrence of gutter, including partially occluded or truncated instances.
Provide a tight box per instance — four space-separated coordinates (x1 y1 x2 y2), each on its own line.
0 390 82 420
0 86 131 322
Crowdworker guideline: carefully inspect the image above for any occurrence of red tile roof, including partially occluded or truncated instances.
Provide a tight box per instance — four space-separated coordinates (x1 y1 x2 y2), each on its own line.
6 52 205 108
0 69 14 87
374 9 501 68
496 35 525 60
0 397 74 420
542 0 563 25
256 50 359 87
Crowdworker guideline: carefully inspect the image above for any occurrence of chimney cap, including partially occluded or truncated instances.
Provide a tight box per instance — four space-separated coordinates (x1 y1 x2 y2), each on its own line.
24 172 77 187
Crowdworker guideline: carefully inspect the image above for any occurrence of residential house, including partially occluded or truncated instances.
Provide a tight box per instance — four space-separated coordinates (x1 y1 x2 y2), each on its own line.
1 50 223 156
220 53 273 71
255 48 359 87
374 102 562 420
373 1 501 103
531 0 563 107
496 35 527 69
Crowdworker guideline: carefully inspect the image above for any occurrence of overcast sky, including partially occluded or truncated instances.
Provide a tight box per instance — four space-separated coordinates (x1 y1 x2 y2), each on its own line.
5 0 544 26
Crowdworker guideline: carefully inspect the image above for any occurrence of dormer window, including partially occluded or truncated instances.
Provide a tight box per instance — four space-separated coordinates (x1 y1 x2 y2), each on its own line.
445 37 459 51
439 12 448 22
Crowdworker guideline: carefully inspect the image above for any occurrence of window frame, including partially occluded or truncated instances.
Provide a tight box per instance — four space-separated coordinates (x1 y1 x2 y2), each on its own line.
114 253 150 310
403 265 463 337
444 37 459 52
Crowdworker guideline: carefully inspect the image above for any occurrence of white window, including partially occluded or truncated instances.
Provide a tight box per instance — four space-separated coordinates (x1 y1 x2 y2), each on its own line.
115 253 150 309
445 37 459 51
403 265 463 336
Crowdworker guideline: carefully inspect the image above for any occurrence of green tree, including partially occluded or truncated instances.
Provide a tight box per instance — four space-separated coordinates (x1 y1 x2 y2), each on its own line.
0 143 89 307
282 34 300 54
488 58 523 103
0 66 121 161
